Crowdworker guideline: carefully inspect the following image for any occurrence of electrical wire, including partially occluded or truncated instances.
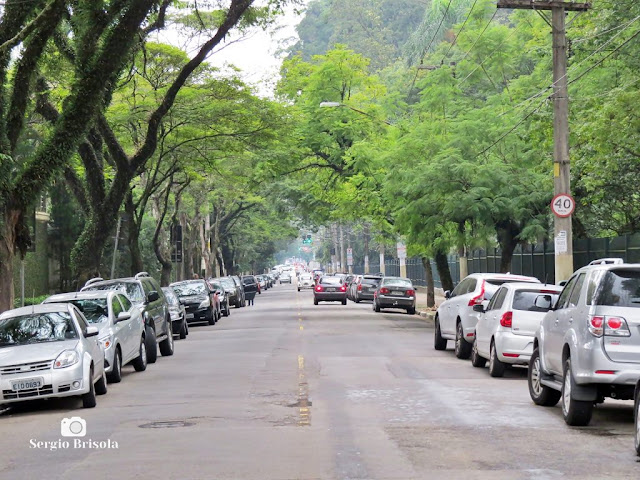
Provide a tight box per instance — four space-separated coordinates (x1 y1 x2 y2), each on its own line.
457 10 498 65
440 0 480 65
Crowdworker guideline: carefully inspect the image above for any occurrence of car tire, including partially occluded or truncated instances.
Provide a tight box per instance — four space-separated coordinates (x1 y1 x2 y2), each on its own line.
298 288 301 292
342 298 347 305
95 370 108 395
82 367 97 408
374 301 381 313
434 317 447 351
528 348 561 406
179 319 187 339
132 336 148 372
146 326 158 364
159 328 174 357
561 357 593 426
407 307 416 315
207 309 216 325
454 322 472 359
471 338 486 367
488 340 506 377
634 383 640 456
314 298 319 305
355 296 361 303
107 348 122 383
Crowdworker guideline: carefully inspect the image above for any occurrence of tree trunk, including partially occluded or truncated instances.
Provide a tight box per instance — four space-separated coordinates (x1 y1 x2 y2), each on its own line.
421 256 435 308
71 212 117 288
0 209 19 312
125 193 144 275
435 250 454 293
496 220 521 273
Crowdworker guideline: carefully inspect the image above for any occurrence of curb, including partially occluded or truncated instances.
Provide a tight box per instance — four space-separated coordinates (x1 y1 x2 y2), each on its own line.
418 310 435 322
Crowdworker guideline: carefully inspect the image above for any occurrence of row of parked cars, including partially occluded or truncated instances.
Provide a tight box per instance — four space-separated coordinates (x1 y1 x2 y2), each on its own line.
0 270 259 411
432 259 640 455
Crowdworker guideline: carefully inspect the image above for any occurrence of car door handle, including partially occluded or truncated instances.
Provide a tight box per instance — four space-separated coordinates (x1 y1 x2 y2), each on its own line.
554 319 560 325
568 318 573 324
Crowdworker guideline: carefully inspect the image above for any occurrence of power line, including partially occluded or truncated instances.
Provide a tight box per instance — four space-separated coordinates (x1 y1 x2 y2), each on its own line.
457 10 498 65
440 0 481 65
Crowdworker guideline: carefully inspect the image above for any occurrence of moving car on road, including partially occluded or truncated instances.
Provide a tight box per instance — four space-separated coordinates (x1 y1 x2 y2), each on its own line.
44 291 148 382
353 275 383 303
372 277 416 314
0 303 108 409
170 279 219 326
298 273 315 291
280 272 292 284
314 276 347 305
162 287 188 339
528 260 640 426
434 273 540 359
471 283 562 377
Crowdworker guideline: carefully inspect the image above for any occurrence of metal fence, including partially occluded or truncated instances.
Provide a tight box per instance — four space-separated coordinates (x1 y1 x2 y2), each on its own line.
351 233 640 288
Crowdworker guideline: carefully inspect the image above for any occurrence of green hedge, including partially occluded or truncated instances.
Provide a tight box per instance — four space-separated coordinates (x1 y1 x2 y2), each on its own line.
13 295 50 309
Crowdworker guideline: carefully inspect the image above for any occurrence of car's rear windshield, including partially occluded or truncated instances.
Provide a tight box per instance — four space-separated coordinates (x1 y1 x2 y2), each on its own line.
596 269 640 308
485 279 539 300
383 278 412 287
85 282 144 304
320 277 342 285
513 290 561 312
220 278 236 289
362 277 381 286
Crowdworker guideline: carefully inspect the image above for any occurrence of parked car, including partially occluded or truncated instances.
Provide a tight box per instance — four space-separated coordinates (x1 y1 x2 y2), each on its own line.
528 260 640 426
471 283 562 377
241 275 259 304
298 273 315 291
162 287 188 339
280 272 292 284
217 277 240 309
372 277 416 314
434 273 541 359
43 290 147 383
230 275 246 307
353 275 383 303
170 279 219 326
635 381 640 456
82 272 173 363
0 303 108 409
314 276 347 305
347 275 362 300
257 275 268 291
208 279 230 317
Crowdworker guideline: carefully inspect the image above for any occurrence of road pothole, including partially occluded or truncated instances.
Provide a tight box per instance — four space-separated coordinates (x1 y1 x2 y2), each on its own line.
139 420 195 429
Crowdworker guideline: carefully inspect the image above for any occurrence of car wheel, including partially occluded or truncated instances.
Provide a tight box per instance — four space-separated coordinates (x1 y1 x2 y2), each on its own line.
107 348 122 383
434 317 447 351
95 369 108 395
407 307 416 315
528 348 561 406
471 338 486 367
132 336 148 372
298 288 301 292
179 319 187 339
454 322 472 359
146 326 158 364
82 366 97 408
159 328 174 357
314 298 319 305
374 301 381 312
207 309 216 325
634 384 640 456
342 298 347 305
488 340 506 377
562 357 593 426
355 296 361 303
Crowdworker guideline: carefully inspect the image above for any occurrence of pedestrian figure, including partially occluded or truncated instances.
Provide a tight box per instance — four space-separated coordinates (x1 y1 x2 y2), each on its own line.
247 295 254 306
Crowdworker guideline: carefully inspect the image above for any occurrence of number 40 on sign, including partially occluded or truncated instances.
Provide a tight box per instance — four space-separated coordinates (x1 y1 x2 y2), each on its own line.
551 194 575 218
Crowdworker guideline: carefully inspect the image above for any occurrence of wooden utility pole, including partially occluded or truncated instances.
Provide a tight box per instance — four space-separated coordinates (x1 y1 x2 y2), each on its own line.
497 0 590 283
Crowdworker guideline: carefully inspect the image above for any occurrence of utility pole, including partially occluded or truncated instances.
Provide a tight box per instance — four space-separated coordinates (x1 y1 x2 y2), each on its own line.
497 0 590 283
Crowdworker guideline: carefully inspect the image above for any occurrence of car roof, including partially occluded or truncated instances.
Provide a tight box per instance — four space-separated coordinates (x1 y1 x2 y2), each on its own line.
45 291 114 303
470 273 540 282
170 279 205 286
577 263 640 274
500 282 563 292
0 303 74 319
81 277 143 290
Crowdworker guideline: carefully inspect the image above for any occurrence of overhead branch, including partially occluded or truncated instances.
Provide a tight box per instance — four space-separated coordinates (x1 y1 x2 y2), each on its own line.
0 0 62 54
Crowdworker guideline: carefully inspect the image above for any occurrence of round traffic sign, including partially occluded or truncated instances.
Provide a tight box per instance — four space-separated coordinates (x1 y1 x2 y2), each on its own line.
551 194 575 218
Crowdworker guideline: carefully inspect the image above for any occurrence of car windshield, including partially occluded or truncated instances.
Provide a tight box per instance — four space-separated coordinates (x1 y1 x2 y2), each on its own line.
362 277 381 286
162 289 179 306
171 282 206 297
242 277 256 285
513 290 561 312
383 278 412 287
301 274 313 280
596 269 640 308
220 279 236 289
210 282 223 291
0 312 78 347
86 282 145 304
320 277 341 285
68 299 108 324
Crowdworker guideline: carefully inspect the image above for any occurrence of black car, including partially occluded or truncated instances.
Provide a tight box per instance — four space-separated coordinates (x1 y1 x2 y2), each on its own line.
162 287 188 339
241 275 259 303
208 278 230 317
216 277 239 312
230 275 246 308
170 280 218 326
82 272 174 363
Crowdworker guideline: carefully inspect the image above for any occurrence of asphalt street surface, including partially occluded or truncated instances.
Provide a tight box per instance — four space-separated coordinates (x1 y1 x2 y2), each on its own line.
1 283 638 479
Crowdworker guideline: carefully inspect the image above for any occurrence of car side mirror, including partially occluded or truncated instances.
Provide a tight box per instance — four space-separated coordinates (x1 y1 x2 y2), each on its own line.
558 280 567 287
444 290 451 299
116 311 131 323
472 304 485 313
534 294 553 311
147 291 160 303
85 326 99 338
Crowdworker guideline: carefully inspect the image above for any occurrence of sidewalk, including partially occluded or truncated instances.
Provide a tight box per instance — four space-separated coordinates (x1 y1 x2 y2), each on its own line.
414 286 445 321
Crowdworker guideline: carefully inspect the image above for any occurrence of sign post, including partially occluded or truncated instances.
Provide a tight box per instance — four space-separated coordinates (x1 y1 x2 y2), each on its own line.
397 242 407 278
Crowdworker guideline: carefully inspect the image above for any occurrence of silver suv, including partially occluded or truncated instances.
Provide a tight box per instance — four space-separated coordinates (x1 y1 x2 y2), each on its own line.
528 259 640 426
434 273 540 359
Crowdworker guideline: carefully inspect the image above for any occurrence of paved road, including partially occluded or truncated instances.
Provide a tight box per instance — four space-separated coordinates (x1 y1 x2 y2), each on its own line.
1 283 638 479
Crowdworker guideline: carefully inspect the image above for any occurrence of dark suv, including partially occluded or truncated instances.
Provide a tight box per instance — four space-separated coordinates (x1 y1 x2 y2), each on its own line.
230 275 246 308
82 272 174 363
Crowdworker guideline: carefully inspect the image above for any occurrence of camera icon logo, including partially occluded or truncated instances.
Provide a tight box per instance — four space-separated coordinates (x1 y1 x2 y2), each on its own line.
61 417 87 437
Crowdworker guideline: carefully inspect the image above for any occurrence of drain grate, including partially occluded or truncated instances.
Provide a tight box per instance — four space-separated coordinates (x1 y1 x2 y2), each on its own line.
139 420 194 429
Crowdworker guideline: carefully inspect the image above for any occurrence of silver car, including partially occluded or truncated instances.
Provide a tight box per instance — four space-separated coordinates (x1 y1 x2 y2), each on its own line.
297 273 315 291
529 260 640 426
0 303 107 408
44 291 147 383
472 283 562 377
434 273 541 359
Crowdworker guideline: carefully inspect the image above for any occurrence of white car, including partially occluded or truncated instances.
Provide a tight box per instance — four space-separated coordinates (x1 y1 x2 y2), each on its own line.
471 283 562 376
434 273 541 359
0 303 108 409
298 273 315 291
44 291 147 383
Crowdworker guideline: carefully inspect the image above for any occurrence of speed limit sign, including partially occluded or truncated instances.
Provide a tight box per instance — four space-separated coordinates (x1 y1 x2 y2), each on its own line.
551 194 575 218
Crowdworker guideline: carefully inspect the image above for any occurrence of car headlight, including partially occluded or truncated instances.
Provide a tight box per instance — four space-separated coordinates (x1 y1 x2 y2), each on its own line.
54 350 80 369
98 335 113 350
199 298 210 308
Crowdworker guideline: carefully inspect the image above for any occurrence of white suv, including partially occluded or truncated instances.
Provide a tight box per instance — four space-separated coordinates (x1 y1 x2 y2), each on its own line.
528 260 640 426
434 273 540 359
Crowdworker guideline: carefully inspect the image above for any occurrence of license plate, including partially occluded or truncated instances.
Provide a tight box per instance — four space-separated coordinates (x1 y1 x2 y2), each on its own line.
392 291 404 296
12 377 44 391
186 313 195 319
327 288 335 292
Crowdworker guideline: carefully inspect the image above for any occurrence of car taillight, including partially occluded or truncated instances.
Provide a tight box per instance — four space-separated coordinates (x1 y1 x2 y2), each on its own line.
358 284 362 291
468 280 486 306
604 316 631 337
588 315 604 337
340 284 347 292
315 285 324 292
500 311 513 328
380 287 390 294
406 289 415 296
